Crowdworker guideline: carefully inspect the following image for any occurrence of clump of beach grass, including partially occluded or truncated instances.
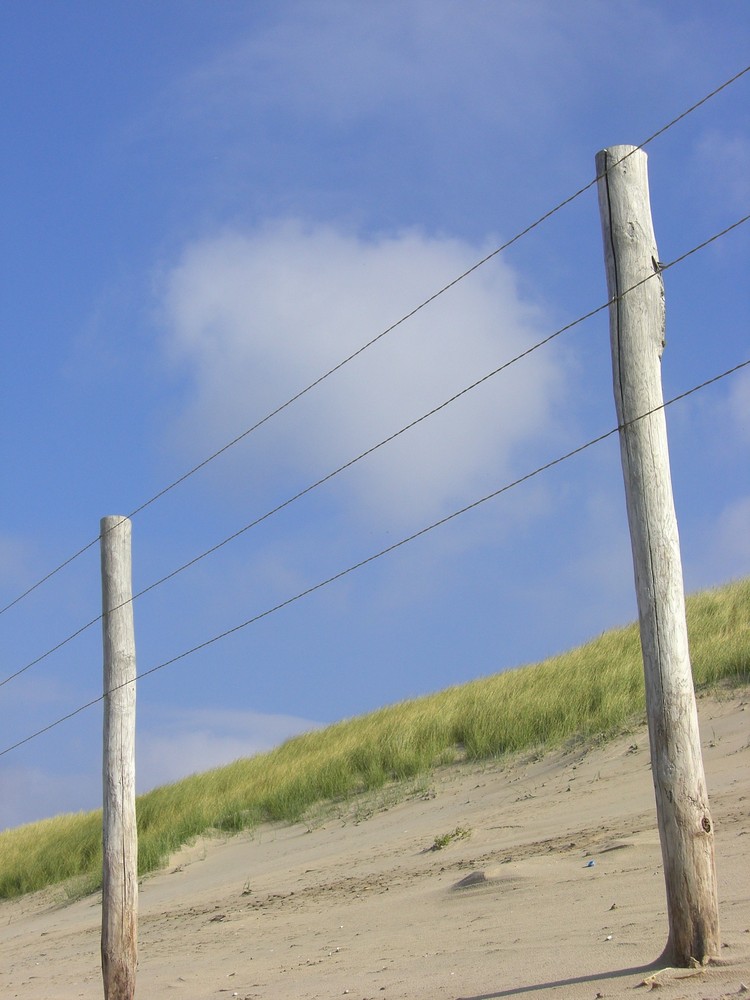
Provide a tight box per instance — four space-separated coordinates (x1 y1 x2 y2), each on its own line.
0 577 747 900
431 826 472 851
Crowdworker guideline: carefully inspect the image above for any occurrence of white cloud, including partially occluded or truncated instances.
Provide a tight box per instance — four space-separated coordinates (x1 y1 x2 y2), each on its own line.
0 533 37 596
710 495 750 581
0 765 99 831
727 369 750 444
171 3 580 131
160 220 566 532
136 705 320 792
0 707 319 830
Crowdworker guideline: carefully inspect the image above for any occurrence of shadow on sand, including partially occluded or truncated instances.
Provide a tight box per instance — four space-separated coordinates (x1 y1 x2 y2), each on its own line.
456 956 667 999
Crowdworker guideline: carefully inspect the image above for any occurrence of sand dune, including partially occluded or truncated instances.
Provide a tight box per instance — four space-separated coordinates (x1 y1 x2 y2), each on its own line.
2 688 748 999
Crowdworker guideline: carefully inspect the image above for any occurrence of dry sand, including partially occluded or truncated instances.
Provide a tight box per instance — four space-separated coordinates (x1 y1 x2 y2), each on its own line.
2 688 748 1000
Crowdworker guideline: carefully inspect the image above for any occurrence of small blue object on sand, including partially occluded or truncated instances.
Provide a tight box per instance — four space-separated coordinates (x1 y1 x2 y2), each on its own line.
585 859 596 868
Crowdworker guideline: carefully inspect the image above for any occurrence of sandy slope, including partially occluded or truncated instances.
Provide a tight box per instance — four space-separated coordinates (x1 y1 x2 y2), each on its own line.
2 689 748 1000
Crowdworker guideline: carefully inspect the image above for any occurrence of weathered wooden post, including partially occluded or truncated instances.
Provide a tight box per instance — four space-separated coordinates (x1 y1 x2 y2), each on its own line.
100 515 138 999
596 146 720 966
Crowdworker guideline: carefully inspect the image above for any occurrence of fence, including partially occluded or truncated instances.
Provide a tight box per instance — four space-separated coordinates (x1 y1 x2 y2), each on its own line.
0 66 749 996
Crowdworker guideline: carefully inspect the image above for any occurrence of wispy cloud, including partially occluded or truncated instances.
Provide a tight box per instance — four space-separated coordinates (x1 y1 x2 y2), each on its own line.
0 764 98 831
714 495 750 571
0 533 33 594
0 707 319 829
136 705 320 791
690 495 750 588
728 369 750 443
171 3 580 130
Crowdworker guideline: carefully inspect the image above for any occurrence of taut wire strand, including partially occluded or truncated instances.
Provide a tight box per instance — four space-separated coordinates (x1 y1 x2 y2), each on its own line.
2 355 748 759
1 65 746 620
1 211 746 690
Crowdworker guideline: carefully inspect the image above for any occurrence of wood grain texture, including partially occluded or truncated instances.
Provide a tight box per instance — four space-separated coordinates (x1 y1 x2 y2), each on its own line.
100 516 137 999
596 146 720 966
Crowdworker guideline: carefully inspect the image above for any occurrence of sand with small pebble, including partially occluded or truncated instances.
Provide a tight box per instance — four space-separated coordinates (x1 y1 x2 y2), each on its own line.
2 688 749 999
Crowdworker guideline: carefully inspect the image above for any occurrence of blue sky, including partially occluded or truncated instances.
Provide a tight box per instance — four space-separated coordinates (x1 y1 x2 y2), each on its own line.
1 1 748 830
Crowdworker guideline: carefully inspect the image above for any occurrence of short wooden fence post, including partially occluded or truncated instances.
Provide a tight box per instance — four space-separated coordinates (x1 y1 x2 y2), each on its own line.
100 515 138 999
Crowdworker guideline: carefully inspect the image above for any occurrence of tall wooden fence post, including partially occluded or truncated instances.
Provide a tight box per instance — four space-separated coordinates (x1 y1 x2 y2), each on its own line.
596 146 720 966
100 516 138 999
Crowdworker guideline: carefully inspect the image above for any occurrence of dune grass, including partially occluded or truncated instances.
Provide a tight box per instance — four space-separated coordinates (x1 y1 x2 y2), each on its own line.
1 577 747 900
